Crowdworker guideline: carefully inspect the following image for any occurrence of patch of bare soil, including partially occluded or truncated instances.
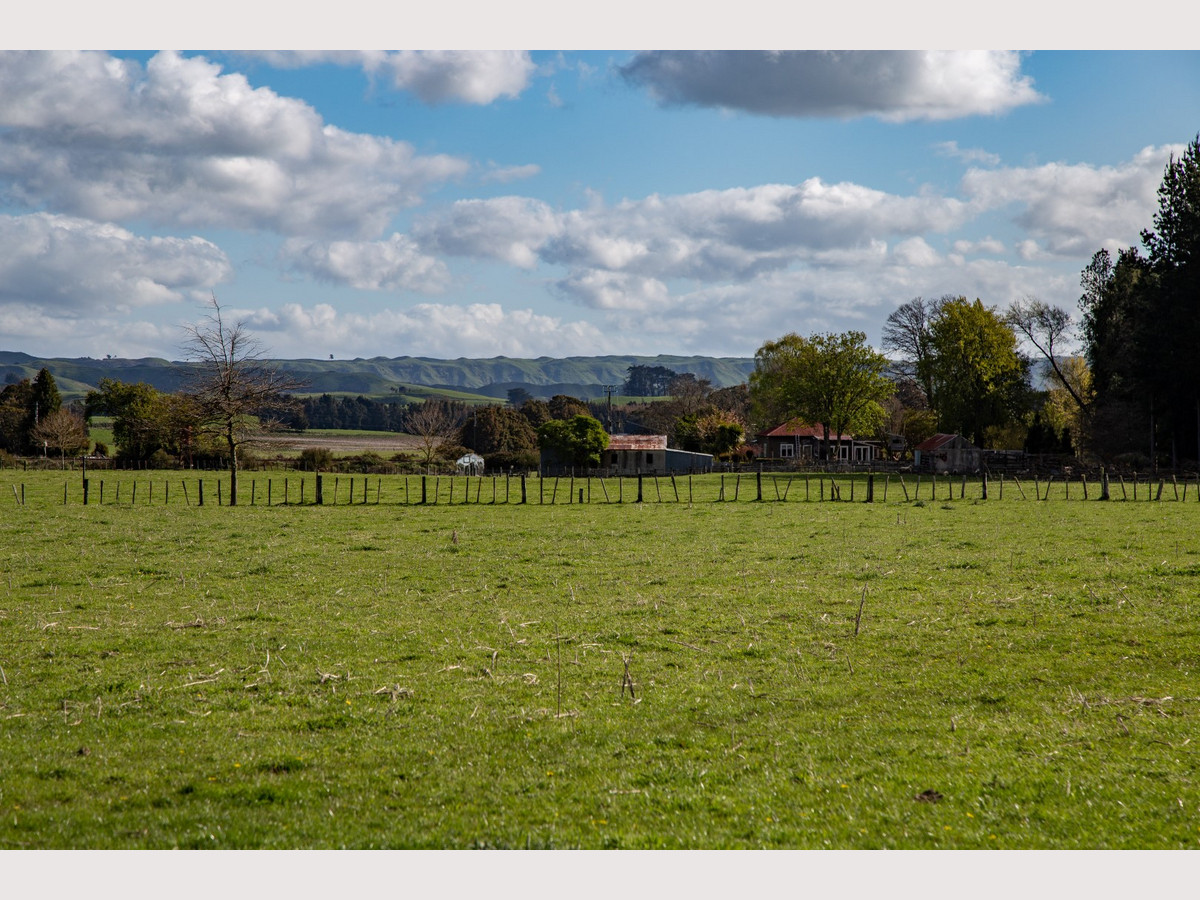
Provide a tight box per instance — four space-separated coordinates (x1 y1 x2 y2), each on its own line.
254 432 425 454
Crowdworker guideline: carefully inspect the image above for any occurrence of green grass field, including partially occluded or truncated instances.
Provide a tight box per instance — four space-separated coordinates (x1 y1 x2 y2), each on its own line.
2 470 1199 848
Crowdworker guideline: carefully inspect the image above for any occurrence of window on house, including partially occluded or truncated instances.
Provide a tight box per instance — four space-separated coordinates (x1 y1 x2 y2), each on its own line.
646 452 654 465
779 443 795 458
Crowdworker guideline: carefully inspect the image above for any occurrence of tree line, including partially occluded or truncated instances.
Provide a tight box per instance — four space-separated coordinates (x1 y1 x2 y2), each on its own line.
1078 135 1200 468
745 133 1200 469
0 368 90 463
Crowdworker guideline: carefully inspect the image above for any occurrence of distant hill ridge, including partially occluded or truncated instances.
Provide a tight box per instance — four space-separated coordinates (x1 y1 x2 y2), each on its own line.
0 351 756 400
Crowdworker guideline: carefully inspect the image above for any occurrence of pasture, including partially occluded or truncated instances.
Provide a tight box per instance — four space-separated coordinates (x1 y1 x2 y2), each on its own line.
1 470 1199 848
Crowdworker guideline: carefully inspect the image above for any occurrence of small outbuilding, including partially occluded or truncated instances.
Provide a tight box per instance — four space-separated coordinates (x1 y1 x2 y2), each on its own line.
456 453 485 475
604 435 713 475
913 433 980 473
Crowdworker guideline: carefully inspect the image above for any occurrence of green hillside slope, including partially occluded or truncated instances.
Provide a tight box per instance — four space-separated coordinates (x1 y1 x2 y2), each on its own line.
0 351 755 400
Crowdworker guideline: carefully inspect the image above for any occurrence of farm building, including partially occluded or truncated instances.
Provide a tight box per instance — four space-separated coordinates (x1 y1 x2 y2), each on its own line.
539 434 713 475
757 419 878 464
604 435 714 474
913 433 981 473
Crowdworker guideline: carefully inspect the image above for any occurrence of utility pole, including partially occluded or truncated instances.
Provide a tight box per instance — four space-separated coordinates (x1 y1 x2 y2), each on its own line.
602 384 618 432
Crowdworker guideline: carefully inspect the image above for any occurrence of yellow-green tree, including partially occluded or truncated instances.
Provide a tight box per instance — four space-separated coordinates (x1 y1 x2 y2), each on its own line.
750 331 893 461
927 298 1030 447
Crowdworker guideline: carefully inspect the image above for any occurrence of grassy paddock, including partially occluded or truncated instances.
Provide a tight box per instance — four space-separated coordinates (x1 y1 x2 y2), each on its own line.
1 471 1199 848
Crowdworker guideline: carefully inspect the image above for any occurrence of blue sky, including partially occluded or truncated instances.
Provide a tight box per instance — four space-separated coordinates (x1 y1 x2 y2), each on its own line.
2 15 1198 363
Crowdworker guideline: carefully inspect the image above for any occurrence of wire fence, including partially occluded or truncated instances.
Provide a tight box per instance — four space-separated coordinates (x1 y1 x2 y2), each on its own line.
4 469 1199 509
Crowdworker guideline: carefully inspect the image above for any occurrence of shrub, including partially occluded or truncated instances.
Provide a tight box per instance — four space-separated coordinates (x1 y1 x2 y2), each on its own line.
355 451 386 473
148 449 174 469
0 449 16 468
298 447 334 471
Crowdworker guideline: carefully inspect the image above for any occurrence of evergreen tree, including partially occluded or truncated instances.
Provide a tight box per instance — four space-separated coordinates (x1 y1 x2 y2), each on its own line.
1080 134 1200 464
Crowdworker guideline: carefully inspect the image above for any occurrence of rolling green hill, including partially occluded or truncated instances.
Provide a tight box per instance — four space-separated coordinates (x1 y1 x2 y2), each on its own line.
0 351 755 401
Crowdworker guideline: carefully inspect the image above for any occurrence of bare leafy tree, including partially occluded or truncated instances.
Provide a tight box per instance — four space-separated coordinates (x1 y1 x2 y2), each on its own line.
667 373 713 416
880 295 949 409
182 295 304 505
406 399 464 468
1005 298 1091 414
31 408 89 467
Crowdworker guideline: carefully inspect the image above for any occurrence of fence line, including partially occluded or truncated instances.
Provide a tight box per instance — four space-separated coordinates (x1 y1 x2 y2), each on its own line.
7 470 1200 510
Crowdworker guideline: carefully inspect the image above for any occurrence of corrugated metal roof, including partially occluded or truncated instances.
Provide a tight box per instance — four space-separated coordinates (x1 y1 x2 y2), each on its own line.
914 433 970 452
607 434 668 451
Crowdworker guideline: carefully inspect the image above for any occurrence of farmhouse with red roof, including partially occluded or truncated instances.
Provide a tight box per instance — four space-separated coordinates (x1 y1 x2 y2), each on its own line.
757 419 878 463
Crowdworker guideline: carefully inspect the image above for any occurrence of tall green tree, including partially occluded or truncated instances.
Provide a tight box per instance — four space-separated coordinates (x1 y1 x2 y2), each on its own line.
548 394 591 420
460 405 538 457
0 378 34 453
85 378 194 462
622 365 677 397
0 369 64 454
29 368 62 431
1080 134 1200 464
537 415 609 469
926 298 1030 447
749 331 893 460
1140 135 1200 463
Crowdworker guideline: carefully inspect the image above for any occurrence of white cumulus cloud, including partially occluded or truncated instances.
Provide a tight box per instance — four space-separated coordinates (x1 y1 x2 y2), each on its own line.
415 196 562 268
245 51 535 104
282 235 450 293
961 143 1182 256
0 213 231 312
241 302 614 358
621 51 1044 121
413 180 970 299
0 51 469 238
